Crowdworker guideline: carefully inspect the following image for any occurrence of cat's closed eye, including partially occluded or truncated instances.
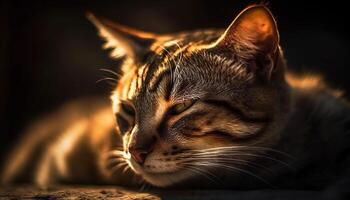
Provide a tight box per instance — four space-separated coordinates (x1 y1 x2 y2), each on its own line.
116 101 135 134
120 101 135 116
171 100 195 115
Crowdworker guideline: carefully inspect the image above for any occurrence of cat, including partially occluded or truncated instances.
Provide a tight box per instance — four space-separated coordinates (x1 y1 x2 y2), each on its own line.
1 4 350 192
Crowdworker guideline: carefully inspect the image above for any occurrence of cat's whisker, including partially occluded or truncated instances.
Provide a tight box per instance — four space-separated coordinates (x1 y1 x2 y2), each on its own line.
121 165 131 174
190 152 294 170
184 167 214 183
107 153 124 157
96 77 118 85
109 161 128 173
138 178 152 191
193 145 295 159
106 155 124 160
189 146 295 163
107 157 125 164
102 147 123 153
104 150 125 159
182 165 221 185
182 157 249 164
106 150 124 155
190 150 239 155
102 150 124 163
190 145 285 152
237 146 295 159
188 147 241 154
99 68 122 78
194 161 273 187
181 157 275 175
139 180 147 191
183 149 294 171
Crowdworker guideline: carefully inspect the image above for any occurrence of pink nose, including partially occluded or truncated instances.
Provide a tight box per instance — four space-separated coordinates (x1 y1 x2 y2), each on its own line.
129 147 149 164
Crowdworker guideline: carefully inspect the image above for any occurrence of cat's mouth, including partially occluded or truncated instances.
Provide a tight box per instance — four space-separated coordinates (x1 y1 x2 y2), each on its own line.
125 152 193 187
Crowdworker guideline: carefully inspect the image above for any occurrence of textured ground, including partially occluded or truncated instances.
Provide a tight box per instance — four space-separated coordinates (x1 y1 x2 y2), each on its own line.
0 186 159 200
0 185 343 200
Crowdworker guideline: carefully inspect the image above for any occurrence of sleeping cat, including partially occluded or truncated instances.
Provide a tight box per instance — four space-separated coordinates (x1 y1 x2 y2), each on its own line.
2 5 350 191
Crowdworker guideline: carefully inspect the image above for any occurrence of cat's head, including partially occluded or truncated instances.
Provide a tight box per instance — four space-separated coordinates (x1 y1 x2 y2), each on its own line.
89 5 291 188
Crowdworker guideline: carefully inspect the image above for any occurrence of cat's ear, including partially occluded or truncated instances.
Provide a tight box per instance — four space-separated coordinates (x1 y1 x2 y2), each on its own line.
214 5 280 78
217 5 279 55
87 13 157 61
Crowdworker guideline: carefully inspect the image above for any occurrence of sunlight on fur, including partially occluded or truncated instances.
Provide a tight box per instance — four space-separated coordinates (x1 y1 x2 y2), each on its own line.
1 5 349 191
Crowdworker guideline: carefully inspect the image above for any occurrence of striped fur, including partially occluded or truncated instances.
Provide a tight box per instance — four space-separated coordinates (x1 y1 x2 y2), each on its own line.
2 5 350 190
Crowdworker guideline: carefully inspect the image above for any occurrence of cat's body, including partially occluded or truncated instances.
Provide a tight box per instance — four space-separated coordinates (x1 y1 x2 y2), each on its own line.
2 5 350 191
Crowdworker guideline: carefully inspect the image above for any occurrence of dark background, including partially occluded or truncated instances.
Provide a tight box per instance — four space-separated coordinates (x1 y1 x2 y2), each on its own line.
0 0 349 161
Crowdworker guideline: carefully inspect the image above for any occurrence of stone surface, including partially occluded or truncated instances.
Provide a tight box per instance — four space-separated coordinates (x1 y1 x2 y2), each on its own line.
0 186 160 200
0 185 338 200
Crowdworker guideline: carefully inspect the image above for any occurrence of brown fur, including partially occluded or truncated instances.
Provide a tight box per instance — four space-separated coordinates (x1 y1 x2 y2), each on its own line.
2 5 350 190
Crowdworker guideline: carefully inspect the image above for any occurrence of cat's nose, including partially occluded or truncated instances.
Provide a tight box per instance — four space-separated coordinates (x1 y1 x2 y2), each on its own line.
129 147 150 165
128 131 156 165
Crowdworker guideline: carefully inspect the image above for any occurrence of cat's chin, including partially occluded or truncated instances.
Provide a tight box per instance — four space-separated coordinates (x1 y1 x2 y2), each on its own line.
128 159 192 187
141 170 192 187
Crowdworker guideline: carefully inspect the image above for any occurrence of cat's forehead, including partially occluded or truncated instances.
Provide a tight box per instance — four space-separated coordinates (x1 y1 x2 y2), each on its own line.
150 31 253 83
113 31 255 105
121 52 250 104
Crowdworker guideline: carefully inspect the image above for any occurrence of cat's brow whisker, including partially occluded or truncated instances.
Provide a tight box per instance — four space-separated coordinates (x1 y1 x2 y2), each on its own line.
159 41 185 88
173 41 183 71
158 45 176 83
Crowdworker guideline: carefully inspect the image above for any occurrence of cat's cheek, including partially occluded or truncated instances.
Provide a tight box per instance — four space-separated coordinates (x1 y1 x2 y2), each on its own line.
126 158 143 175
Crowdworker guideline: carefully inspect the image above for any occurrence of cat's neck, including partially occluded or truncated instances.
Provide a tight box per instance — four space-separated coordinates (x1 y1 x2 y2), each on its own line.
285 80 349 147
272 82 350 188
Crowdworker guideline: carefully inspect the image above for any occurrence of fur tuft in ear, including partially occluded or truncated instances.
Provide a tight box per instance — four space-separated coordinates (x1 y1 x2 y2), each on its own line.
87 12 157 61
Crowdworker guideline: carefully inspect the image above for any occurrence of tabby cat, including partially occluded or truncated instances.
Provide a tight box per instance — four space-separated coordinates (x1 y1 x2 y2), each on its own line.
2 5 350 191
